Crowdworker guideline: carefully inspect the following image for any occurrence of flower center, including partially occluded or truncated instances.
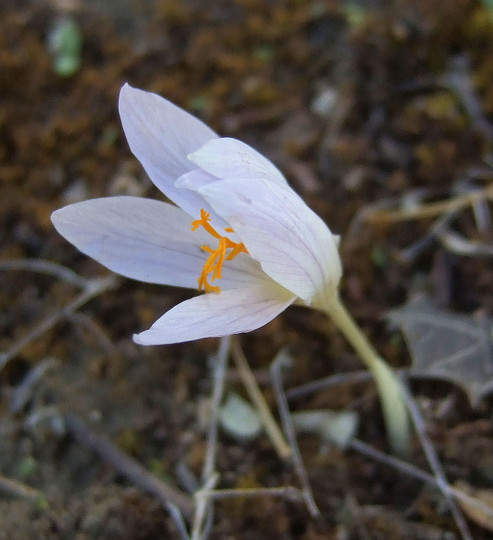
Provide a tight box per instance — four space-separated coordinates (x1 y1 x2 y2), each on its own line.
191 209 248 293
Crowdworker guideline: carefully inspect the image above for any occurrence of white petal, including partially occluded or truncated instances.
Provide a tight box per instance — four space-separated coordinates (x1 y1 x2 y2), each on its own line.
118 84 217 217
175 168 218 191
175 169 231 231
134 283 295 345
198 178 342 304
188 137 288 187
52 197 205 288
52 196 266 290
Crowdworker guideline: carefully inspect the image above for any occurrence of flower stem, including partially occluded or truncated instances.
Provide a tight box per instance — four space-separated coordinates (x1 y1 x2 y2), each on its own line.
323 295 410 455
231 337 292 459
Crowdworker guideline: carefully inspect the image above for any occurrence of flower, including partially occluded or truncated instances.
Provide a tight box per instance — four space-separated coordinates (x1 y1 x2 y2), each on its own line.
51 84 342 345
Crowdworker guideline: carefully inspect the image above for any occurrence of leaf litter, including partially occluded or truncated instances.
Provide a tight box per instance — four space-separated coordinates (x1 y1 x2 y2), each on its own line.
388 295 493 407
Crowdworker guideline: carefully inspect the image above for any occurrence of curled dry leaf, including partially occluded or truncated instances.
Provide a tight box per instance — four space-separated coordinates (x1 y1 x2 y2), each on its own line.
388 295 493 407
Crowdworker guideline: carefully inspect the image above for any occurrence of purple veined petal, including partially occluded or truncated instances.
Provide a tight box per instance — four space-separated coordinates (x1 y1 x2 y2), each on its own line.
52 197 205 288
118 84 217 218
188 137 289 188
198 178 342 305
134 281 296 345
52 196 265 291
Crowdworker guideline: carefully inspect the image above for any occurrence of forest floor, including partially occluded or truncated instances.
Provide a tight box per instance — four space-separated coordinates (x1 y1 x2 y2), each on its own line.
2 0 493 538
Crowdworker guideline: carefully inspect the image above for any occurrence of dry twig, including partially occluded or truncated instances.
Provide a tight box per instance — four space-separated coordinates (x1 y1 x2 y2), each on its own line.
400 382 473 540
0 274 118 374
191 336 230 540
64 414 195 518
231 337 291 459
0 474 45 502
270 349 320 517
365 183 493 226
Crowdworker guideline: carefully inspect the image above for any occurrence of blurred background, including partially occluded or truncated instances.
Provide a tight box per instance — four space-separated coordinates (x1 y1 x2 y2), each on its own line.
2 0 493 538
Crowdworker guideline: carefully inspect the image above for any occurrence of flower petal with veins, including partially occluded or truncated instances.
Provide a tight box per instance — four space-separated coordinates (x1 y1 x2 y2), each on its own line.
52 196 263 290
198 177 342 306
134 283 295 345
188 137 288 187
52 84 343 345
119 84 218 220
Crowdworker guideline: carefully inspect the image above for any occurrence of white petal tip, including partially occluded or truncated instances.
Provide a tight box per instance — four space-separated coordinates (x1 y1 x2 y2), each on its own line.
132 332 148 346
118 82 134 102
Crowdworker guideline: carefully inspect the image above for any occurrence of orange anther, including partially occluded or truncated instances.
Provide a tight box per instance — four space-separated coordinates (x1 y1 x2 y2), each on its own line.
191 209 248 293
191 209 221 239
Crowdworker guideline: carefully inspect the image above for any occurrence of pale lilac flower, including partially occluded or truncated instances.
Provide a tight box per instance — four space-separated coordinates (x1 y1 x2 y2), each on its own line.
52 84 342 345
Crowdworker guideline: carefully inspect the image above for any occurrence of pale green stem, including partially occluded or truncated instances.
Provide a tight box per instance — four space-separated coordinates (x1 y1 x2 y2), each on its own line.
322 295 410 455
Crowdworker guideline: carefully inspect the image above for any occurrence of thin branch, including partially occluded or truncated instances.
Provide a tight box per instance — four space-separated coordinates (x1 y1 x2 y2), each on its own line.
64 414 195 518
192 475 218 540
399 382 473 540
270 349 320 517
10 357 59 414
231 337 291 459
68 312 122 357
0 276 118 374
350 438 493 527
191 336 231 540
0 258 90 288
350 438 436 485
288 369 489 534
0 474 46 502
203 336 230 481
167 504 193 540
365 184 493 225
286 369 373 401
195 486 303 503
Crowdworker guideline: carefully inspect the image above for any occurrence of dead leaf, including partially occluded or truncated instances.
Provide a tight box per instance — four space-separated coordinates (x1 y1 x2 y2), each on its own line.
387 296 493 407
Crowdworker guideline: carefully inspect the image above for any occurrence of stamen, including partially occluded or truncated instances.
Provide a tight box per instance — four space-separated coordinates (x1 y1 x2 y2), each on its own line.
191 209 248 293
191 209 221 239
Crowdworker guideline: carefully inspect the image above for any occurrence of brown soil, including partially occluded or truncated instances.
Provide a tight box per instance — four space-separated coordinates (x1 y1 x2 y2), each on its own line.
2 0 493 538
